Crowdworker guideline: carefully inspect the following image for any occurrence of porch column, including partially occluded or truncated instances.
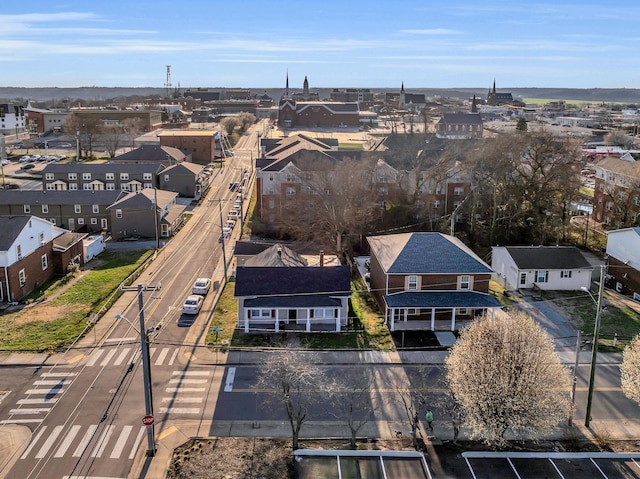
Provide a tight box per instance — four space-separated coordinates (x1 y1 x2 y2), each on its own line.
430 308 436 330
390 308 395 332
244 311 250 333
450 308 457 331
275 309 280 332
491 307 496 319
335 308 340 332
403 308 407 322
306 308 311 332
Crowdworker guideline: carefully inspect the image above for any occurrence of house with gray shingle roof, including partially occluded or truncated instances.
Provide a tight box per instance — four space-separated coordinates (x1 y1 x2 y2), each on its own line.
234 265 351 332
491 245 592 291
0 215 83 301
367 232 499 331
605 228 640 298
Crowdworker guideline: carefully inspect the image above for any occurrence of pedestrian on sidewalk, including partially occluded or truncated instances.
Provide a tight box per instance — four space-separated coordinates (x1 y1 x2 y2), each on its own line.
426 409 434 432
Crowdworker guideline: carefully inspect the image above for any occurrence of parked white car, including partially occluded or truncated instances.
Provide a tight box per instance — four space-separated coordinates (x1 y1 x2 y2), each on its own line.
192 278 212 295
182 295 204 315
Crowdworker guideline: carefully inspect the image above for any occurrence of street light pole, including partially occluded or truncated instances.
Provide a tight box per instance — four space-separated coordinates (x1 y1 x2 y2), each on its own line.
585 265 606 428
218 202 228 282
136 283 156 456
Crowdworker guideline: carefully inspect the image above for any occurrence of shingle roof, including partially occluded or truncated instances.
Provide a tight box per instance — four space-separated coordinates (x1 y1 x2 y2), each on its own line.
234 266 351 297
244 294 342 308
367 232 493 275
385 290 501 309
107 189 177 209
0 216 31 251
0 190 123 205
439 113 483 125
234 240 287 256
42 163 163 174
504 246 592 270
111 144 187 163
244 244 307 267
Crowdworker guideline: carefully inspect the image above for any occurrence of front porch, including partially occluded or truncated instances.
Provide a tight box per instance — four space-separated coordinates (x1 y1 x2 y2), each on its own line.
239 301 345 333
385 290 502 332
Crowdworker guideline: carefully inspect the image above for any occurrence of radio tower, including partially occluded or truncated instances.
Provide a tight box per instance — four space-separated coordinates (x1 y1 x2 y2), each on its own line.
164 65 172 98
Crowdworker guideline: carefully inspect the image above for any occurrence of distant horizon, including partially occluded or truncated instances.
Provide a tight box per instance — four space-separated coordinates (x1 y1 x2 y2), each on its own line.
2 1 640 90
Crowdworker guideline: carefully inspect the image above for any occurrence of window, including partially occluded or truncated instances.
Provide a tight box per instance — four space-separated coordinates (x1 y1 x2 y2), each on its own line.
121 184 130 191
68 173 77 180
519 273 527 286
454 186 464 195
144 183 153 189
115 209 123 218
407 308 419 315
106 183 115 190
74 205 81 214
268 199 275 209
77 218 85 225
164 174 170 182
39 232 44 243
45 173 54 180
286 187 296 196
83 183 93 190
19 269 26 286
91 218 98 225
92 204 99 214
82 173 91 180
250 309 271 318
312 308 334 319
17 244 22 260
433 200 440 209
69 183 78 190
143 173 152 181
459 275 470 290
106 173 115 180
286 173 295 182
561 270 572 278
23 204 30 214
46 183 55 190
120 173 129 180
269 173 274 181
49 218 56 225
407 275 419 290
535 270 549 283
41 254 48 270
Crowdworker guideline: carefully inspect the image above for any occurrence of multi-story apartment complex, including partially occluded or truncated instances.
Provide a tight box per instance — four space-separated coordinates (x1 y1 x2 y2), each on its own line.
593 156 640 228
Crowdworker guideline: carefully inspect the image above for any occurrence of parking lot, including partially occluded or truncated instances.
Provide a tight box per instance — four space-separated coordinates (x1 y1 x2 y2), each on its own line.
462 452 640 478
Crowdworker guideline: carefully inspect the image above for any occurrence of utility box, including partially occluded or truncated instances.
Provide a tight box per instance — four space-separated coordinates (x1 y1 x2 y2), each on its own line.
83 235 106 263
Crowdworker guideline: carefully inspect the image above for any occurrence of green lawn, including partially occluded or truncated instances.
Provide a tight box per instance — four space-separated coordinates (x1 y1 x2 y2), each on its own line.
0 250 152 352
205 277 395 351
542 290 640 351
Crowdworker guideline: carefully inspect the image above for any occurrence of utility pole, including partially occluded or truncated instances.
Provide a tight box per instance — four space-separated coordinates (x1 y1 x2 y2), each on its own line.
569 329 581 426
218 202 228 282
585 265 606 428
136 283 156 456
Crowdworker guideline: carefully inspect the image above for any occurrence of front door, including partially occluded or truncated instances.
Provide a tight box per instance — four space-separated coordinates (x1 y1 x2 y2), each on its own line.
68 218 75 231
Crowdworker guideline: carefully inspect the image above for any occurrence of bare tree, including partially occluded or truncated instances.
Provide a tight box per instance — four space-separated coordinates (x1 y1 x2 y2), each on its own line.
621 335 640 404
65 115 103 159
101 124 125 158
446 311 572 448
330 367 379 448
274 156 380 253
237 112 257 132
256 351 328 450
604 129 635 149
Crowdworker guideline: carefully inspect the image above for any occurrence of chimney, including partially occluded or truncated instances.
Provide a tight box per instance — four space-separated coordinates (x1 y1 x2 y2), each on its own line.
277 246 282 258
319 250 324 267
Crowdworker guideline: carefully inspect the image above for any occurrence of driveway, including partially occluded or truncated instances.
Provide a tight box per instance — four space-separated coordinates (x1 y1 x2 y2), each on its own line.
514 298 578 348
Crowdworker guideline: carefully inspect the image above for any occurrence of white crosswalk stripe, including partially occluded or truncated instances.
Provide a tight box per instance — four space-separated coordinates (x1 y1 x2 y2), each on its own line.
83 346 178 367
160 369 212 416
18 423 147 461
1 372 74 425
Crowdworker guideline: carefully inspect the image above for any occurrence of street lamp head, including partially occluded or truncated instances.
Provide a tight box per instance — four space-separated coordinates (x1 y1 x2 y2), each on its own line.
580 286 589 292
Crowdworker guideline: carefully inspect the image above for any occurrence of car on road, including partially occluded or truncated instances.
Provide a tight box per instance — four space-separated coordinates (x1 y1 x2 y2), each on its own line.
1 183 19 190
19 156 31 162
1 159 10 166
20 163 35 170
58 143 72 148
229 182 240 192
182 294 204 315
192 278 212 295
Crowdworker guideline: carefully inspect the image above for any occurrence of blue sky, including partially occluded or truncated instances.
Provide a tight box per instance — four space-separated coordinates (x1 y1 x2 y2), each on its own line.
2 1 639 89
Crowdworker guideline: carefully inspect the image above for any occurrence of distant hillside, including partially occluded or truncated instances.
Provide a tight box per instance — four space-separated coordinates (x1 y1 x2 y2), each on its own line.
1 86 639 104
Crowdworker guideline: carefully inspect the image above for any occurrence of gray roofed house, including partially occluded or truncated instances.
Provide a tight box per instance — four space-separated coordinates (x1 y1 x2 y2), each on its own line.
158 161 211 199
234 265 351 332
367 232 499 331
491 245 593 291
0 190 125 233
0 215 81 301
244 244 307 267
107 189 185 241
110 144 189 165
42 162 163 193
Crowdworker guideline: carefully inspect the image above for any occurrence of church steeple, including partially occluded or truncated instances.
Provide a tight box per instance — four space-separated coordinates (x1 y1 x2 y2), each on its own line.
284 70 290 99
303 76 309 96
492 78 496 94
471 94 478 113
399 81 406 107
